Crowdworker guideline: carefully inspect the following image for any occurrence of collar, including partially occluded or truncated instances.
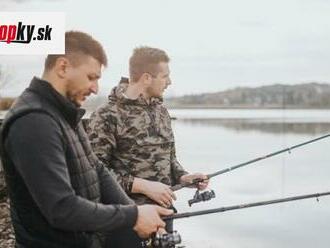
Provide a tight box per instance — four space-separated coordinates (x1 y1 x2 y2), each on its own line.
28 77 85 128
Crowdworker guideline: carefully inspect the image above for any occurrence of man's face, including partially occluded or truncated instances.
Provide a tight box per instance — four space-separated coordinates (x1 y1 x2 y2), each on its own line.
64 56 101 107
146 62 171 98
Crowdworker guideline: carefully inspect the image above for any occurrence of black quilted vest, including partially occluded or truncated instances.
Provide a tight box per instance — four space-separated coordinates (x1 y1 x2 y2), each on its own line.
0 78 102 248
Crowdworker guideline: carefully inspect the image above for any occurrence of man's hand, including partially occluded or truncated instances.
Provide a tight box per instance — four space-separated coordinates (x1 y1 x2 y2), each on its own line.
132 178 176 207
133 205 173 238
180 173 209 190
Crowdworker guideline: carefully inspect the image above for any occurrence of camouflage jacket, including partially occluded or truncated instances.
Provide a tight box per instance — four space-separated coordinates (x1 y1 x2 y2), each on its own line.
87 77 188 204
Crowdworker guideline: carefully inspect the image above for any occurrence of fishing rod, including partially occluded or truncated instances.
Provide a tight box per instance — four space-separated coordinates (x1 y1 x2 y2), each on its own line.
148 190 330 248
170 133 330 206
164 190 330 221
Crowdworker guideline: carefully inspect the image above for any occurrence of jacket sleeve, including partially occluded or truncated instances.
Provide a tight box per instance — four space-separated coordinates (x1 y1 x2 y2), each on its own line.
87 107 135 193
5 113 137 232
95 162 135 205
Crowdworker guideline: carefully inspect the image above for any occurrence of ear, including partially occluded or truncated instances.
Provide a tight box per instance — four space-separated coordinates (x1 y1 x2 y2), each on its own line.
140 72 152 86
54 57 70 79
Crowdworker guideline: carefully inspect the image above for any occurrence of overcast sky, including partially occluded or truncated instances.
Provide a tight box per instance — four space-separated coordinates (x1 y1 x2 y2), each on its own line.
1 0 330 97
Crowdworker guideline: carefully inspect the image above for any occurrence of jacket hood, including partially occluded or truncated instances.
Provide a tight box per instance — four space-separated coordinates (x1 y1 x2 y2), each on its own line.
108 77 163 106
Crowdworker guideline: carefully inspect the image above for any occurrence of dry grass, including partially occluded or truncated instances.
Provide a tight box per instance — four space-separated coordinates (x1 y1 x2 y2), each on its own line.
0 98 15 110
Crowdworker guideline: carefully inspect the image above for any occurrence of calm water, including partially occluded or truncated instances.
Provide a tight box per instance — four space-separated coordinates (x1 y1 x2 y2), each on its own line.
168 109 330 248
2 109 330 247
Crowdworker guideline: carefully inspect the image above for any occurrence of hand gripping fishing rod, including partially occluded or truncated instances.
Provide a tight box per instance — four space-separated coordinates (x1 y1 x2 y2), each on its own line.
170 133 330 206
151 190 330 248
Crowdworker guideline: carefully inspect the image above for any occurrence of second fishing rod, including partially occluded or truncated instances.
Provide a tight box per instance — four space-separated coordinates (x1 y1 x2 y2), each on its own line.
148 190 330 248
170 133 330 206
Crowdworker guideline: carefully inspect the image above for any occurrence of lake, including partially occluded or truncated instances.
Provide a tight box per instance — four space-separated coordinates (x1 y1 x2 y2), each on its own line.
1 108 330 247
168 109 330 248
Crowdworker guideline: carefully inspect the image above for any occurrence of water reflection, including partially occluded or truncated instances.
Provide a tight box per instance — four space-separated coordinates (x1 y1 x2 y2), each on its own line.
171 112 330 247
177 118 330 135
2 109 330 247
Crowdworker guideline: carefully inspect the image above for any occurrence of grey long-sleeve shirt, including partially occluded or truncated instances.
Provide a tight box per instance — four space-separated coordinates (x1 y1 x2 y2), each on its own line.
5 112 138 232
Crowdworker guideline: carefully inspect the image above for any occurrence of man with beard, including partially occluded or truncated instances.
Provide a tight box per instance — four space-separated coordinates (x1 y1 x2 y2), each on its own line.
0 33 172 248
87 46 209 232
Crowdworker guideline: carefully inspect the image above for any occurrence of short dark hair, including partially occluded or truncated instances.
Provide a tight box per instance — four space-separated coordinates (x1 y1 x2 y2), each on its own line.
129 46 170 82
44 31 107 70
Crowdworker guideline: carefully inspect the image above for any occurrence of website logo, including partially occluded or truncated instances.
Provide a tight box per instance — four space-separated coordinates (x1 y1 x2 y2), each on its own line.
0 12 65 55
0 22 52 44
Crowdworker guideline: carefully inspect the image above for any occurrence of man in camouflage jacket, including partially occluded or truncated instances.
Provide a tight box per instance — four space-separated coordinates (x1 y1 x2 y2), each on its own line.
87 47 208 211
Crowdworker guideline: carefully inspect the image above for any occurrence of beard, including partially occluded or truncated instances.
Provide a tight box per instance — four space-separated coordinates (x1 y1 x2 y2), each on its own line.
65 91 82 107
146 86 163 98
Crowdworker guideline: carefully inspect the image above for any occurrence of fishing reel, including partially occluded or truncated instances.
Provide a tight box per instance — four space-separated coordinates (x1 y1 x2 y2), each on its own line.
188 189 216 207
144 231 182 248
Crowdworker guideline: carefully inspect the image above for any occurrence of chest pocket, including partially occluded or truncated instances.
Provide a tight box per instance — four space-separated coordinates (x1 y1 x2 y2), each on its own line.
116 107 174 148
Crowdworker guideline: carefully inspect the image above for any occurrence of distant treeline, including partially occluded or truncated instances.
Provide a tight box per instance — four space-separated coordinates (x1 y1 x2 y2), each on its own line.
165 83 330 108
3 83 330 111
